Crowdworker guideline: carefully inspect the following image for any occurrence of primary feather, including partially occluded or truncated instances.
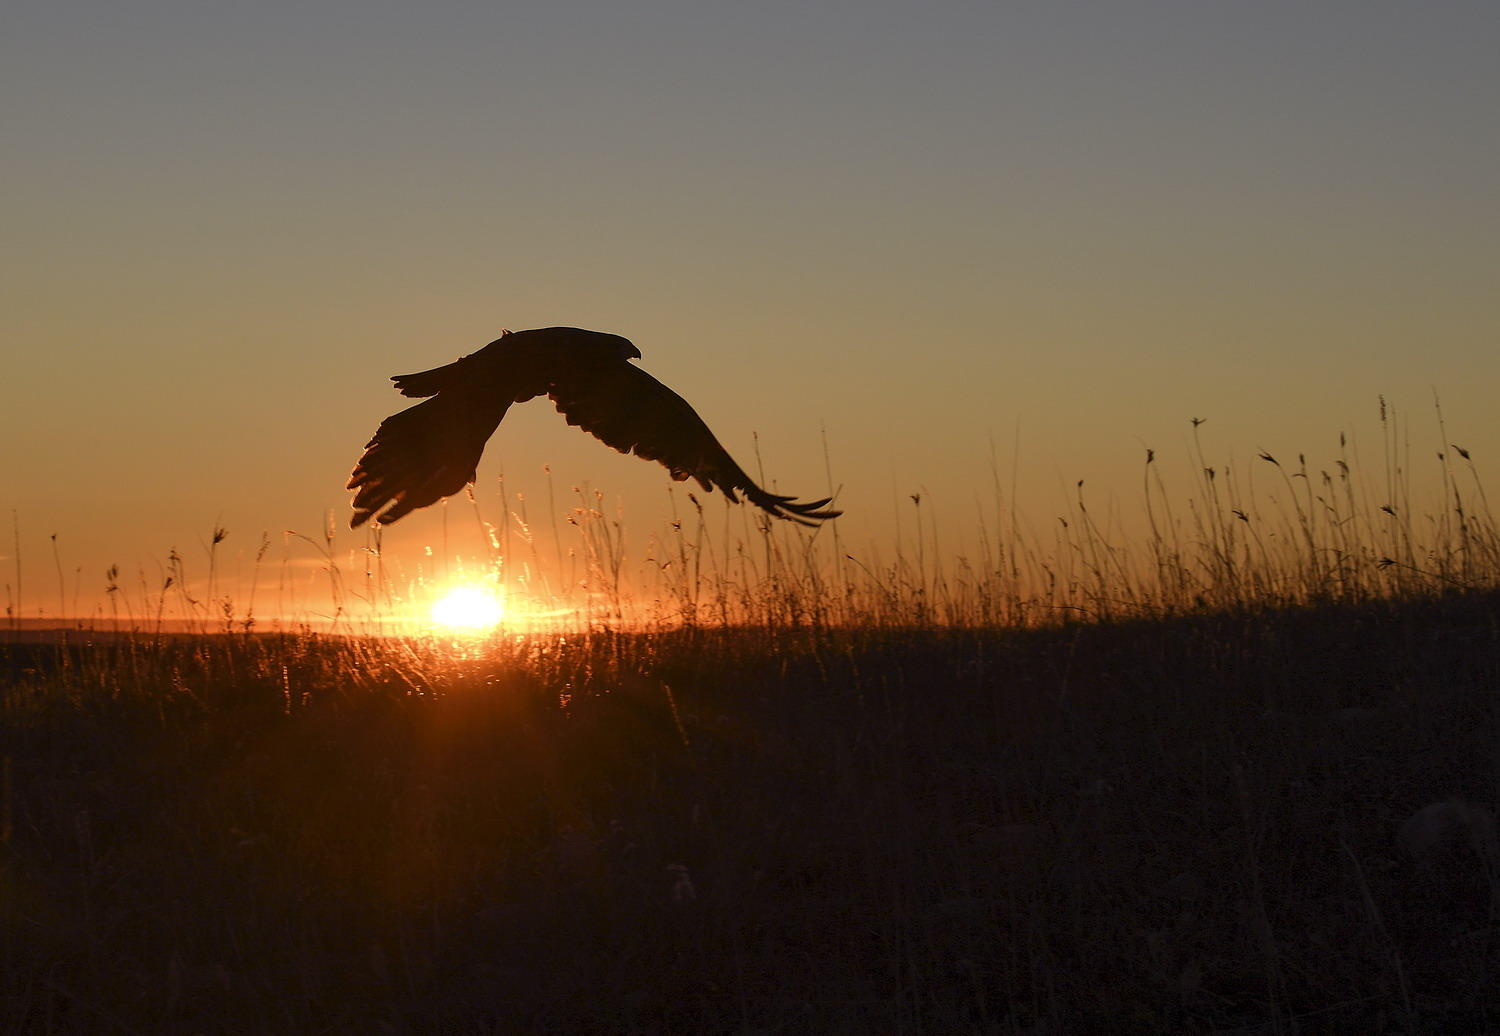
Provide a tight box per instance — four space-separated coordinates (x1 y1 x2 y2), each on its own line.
347 327 841 528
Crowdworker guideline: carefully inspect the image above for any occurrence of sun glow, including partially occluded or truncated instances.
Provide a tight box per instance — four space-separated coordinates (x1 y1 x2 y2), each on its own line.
430 584 506 632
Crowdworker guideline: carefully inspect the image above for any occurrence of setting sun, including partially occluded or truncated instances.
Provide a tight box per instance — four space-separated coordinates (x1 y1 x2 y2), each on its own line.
430 585 506 632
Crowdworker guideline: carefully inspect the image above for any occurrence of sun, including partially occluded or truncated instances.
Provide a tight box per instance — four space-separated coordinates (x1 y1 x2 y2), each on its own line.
430 584 506 632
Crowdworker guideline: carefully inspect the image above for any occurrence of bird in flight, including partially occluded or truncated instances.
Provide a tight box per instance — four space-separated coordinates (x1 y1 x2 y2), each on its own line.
347 327 841 529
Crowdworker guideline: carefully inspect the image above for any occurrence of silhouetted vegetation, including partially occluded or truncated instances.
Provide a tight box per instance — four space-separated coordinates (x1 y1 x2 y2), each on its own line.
5 411 1499 1031
4 591 1500 1032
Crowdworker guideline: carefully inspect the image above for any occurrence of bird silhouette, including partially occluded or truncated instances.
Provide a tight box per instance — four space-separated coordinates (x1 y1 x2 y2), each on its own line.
347 327 842 528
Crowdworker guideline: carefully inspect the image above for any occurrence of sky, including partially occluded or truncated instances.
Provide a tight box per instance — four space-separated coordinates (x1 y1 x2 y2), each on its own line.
4 1 1499 620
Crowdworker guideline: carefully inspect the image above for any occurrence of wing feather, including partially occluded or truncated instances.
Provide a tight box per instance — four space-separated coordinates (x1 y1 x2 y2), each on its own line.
347 393 510 527
549 363 841 526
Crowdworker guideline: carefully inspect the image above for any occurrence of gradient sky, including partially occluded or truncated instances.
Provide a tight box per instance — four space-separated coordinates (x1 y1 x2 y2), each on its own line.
5 1 1499 617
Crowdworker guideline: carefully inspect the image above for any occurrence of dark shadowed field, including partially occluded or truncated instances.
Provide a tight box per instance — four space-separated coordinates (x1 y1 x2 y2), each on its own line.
4 593 1500 1032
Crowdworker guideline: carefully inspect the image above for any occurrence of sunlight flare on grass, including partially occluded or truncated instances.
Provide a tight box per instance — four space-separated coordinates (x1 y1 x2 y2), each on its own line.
430 583 506 633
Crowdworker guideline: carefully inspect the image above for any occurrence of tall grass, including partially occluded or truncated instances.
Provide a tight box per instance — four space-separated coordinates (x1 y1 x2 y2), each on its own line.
468 406 1499 630
5 408 1500 1032
6 570 1500 1030
12 407 1497 638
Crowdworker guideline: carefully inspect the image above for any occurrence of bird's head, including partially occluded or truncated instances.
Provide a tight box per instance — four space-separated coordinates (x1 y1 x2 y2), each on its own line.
529 326 641 362
605 332 642 362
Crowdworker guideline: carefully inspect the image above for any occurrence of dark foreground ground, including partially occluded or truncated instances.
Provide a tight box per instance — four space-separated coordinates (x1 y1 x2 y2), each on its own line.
4 594 1500 1033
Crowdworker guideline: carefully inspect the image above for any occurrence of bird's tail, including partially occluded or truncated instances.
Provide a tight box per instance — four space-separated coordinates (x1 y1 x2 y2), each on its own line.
391 361 464 398
347 394 508 527
393 331 514 397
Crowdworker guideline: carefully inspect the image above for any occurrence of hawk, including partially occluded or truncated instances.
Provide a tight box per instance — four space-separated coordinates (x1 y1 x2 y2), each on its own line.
348 327 841 528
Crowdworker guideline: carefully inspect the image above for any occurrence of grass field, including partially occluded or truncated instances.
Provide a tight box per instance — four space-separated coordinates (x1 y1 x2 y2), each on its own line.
5 419 1500 1032
5 595 1500 1032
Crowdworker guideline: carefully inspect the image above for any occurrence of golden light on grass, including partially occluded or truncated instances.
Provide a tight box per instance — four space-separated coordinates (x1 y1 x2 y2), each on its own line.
430 584 506 633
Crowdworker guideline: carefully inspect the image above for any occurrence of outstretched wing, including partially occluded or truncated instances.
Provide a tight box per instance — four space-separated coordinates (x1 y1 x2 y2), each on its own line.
549 361 840 526
347 392 511 527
